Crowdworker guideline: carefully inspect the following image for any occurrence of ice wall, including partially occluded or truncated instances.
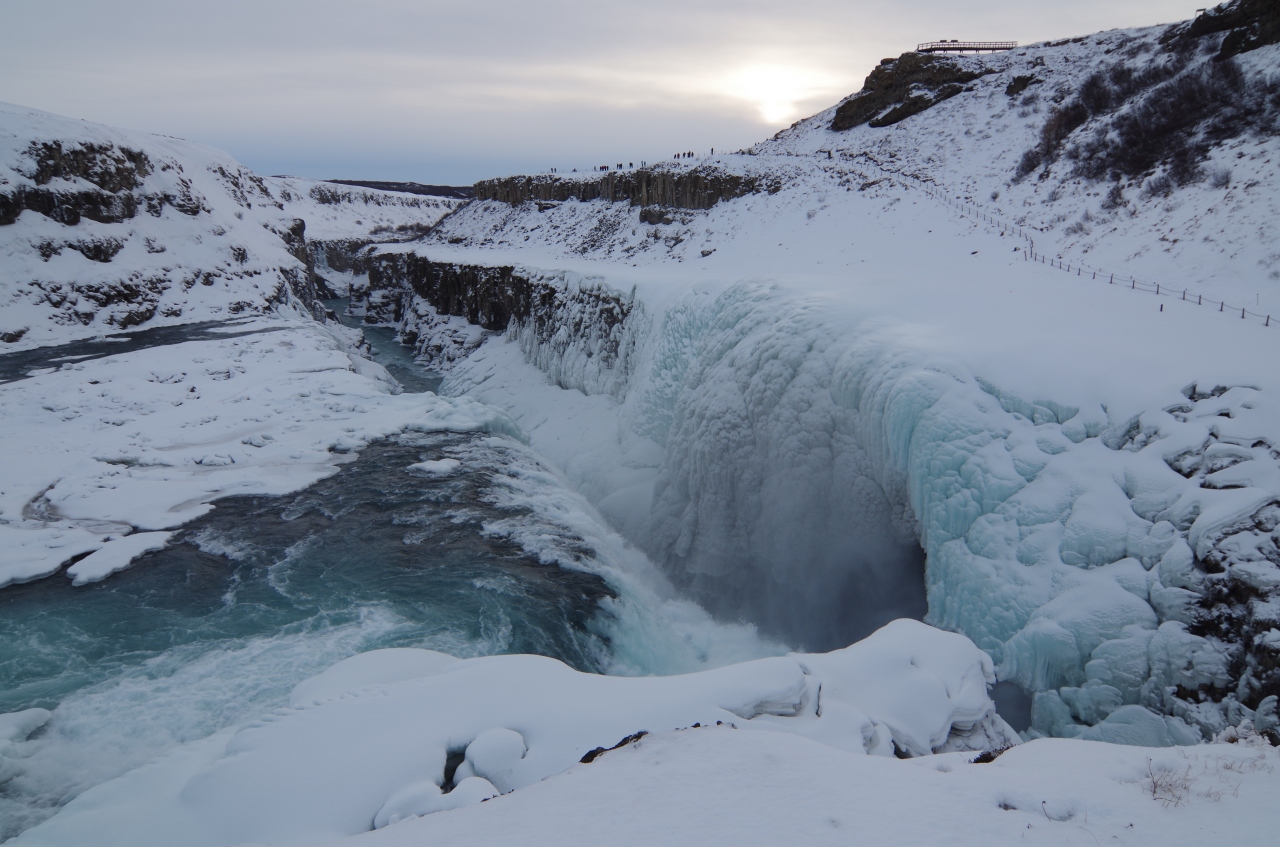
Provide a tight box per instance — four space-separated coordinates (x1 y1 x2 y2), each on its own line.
365 259 1280 744
640 283 1280 743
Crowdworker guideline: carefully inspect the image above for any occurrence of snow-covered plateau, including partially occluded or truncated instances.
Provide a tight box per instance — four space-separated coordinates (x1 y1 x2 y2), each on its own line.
3 2 1280 844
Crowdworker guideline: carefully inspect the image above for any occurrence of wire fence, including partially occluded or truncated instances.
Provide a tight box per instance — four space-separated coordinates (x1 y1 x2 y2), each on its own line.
841 152 1276 330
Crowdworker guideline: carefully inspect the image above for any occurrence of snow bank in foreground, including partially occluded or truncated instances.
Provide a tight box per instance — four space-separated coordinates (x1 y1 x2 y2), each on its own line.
339 727 1280 847
9 620 1017 847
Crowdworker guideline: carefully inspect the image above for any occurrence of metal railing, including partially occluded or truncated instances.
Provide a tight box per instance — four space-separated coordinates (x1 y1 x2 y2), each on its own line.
916 41 1017 54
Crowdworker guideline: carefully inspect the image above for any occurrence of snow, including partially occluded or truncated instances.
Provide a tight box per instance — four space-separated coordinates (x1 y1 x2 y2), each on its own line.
343 24 1280 743
0 709 52 745
5 9 1280 846
65 531 173 585
9 620 1018 847
0 314 522 588
405 457 461 475
0 101 458 351
337 728 1278 847
264 176 461 244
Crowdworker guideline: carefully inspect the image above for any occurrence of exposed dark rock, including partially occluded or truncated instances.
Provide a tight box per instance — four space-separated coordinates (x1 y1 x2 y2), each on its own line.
638 207 673 225
474 164 777 211
322 180 474 200
71 237 125 263
579 731 647 764
271 218 326 319
831 53 993 131
23 140 151 192
1176 0 1280 60
1005 75 1040 97
362 252 636 386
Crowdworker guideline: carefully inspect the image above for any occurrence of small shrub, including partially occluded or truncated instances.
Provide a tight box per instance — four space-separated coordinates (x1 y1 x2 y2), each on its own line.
1013 148 1043 182
1208 166 1233 188
1100 183 1126 210
1144 173 1175 198
1039 100 1090 160
1079 71 1116 114
1006 75 1039 97
1147 759 1194 807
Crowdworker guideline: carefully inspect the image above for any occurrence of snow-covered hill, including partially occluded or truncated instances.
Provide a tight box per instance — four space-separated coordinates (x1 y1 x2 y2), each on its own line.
760 10 1280 304
0 102 459 351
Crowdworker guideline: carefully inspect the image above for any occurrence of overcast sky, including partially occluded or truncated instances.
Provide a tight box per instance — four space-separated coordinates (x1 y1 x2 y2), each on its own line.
2 1 1199 184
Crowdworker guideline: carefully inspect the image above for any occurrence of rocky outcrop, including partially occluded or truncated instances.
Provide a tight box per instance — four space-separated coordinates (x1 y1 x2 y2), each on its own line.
0 141 207 226
0 114 335 343
1176 0 1280 60
830 53 993 131
361 251 638 397
474 163 778 211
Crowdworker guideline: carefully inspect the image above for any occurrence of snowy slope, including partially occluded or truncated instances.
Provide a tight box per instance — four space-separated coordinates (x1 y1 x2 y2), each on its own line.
333 728 1278 847
267 177 460 244
4 6 1280 846
760 24 1280 307
0 102 459 350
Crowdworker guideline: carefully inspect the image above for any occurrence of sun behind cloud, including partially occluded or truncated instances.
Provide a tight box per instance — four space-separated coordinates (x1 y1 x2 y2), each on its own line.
718 63 847 125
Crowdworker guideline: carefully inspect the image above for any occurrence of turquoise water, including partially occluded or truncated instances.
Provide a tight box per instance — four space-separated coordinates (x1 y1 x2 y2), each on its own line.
0 324 615 838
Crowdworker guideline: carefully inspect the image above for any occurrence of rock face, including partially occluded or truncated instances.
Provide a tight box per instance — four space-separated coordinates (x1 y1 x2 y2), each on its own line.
0 104 463 346
360 251 638 397
830 53 993 131
474 163 778 211
1177 0 1280 60
0 103 333 346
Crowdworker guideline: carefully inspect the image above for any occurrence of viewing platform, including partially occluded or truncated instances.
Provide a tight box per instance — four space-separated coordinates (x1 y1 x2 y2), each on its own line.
916 40 1017 54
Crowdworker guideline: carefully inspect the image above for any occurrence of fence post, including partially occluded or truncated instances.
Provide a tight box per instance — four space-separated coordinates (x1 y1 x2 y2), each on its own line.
1156 284 1160 295
1220 302 1224 311
1132 279 1135 289
1110 274 1114 284
1198 295 1202 305
1242 308 1246 319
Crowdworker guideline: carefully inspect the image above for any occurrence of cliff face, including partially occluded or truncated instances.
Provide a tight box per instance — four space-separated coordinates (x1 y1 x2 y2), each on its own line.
474 163 779 211
361 251 638 398
0 104 340 346
830 53 993 131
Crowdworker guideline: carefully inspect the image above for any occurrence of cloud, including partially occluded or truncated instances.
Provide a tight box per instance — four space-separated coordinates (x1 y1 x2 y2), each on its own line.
0 0 1198 182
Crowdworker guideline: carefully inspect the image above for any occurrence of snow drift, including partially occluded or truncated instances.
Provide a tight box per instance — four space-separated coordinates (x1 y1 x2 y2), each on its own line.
8 620 1016 847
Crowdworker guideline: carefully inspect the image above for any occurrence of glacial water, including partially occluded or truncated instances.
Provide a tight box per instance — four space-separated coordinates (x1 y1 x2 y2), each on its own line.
0 429 625 838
